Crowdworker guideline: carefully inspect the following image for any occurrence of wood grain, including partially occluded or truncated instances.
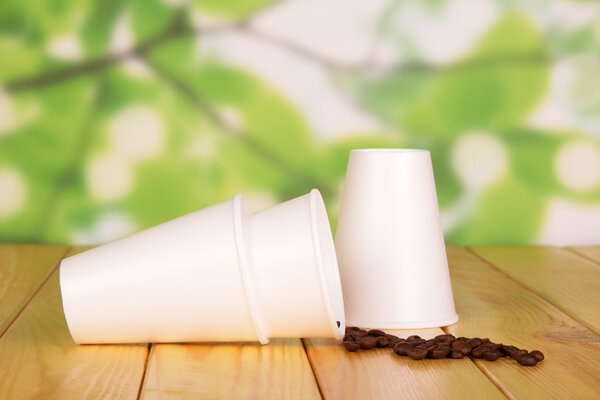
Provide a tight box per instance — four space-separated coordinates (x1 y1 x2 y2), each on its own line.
468 245 600 334
0 244 69 336
567 245 600 265
140 339 321 400
0 247 148 400
446 245 600 400
304 328 505 400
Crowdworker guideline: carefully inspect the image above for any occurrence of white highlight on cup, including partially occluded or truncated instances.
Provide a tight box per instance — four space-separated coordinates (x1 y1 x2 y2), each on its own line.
335 149 458 329
60 189 345 344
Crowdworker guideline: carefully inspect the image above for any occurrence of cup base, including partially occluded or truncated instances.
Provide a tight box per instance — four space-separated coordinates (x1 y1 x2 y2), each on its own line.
345 314 459 330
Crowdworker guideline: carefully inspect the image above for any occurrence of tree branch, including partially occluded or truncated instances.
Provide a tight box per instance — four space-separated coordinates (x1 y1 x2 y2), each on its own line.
140 52 335 197
4 18 195 93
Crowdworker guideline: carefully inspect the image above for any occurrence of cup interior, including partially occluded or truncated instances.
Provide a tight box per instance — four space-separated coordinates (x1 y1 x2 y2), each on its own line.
309 189 346 339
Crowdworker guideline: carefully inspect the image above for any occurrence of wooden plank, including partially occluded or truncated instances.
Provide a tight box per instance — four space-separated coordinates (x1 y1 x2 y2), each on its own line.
447 245 600 399
0 244 69 336
468 245 600 334
304 328 505 400
567 245 600 265
0 247 148 400
140 339 321 399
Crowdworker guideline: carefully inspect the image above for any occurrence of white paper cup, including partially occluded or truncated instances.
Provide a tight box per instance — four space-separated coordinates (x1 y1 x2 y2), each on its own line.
60 195 267 344
60 190 345 344
247 189 345 340
335 149 458 329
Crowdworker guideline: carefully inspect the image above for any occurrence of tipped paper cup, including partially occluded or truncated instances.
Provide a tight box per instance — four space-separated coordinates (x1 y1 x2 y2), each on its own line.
247 189 345 340
335 149 458 329
60 190 345 344
60 196 265 344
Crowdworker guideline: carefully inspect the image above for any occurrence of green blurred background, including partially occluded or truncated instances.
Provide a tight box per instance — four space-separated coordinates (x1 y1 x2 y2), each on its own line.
1 0 599 245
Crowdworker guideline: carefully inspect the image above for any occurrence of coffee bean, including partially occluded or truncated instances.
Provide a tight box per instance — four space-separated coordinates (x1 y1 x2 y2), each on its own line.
407 348 429 360
448 349 465 359
438 340 454 348
377 336 392 348
341 328 546 367
351 331 368 339
393 342 413 356
410 339 426 346
430 346 451 359
343 341 361 352
471 346 486 358
475 344 497 354
434 334 455 343
483 351 502 361
500 345 519 357
511 349 528 360
452 341 472 355
517 353 538 366
530 350 544 361
386 334 403 344
358 336 378 350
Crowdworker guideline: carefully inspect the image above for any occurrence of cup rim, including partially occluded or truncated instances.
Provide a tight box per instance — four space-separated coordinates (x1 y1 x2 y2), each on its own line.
308 189 345 340
233 194 270 344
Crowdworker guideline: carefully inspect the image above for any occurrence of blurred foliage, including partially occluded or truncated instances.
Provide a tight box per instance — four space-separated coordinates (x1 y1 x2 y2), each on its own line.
0 0 599 245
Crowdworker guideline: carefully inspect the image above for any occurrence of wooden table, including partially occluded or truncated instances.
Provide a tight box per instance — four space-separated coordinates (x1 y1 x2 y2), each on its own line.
1 244 600 399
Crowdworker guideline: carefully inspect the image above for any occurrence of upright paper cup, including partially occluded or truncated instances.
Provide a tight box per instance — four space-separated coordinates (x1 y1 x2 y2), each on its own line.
247 189 345 340
60 195 268 344
335 149 458 329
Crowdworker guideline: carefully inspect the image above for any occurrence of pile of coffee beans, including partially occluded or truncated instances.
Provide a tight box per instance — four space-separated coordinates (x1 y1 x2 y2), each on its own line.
343 327 544 367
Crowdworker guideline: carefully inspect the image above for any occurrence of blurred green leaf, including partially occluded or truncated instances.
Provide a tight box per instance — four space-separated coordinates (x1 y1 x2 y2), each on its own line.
147 37 318 197
0 174 52 242
447 176 545 244
80 0 125 57
0 79 95 180
192 0 275 19
503 127 600 202
401 12 549 136
0 38 41 83
126 157 225 227
130 0 176 43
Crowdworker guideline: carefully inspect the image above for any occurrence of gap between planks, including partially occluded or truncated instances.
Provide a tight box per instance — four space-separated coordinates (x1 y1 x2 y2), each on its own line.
449 245 600 399
563 246 600 267
303 327 505 400
440 326 515 400
301 337 326 399
0 246 148 399
137 343 154 400
0 245 72 339
465 246 600 338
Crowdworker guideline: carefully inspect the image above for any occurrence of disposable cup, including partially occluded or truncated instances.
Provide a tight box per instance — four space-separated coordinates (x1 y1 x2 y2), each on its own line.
335 149 458 329
60 190 345 344
246 189 345 340
60 195 266 344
